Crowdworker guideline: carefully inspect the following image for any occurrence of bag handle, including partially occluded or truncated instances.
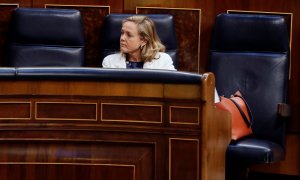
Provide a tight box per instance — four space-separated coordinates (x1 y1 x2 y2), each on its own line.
229 94 253 128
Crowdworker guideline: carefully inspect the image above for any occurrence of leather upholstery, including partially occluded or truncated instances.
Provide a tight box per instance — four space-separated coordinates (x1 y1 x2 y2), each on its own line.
7 8 85 67
227 138 285 164
0 68 17 79
100 14 179 68
0 67 202 84
210 13 290 167
15 67 201 83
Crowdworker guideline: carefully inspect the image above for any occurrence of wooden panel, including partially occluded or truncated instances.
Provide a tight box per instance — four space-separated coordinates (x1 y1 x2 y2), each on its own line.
0 72 230 180
101 103 162 123
0 4 18 66
164 84 202 99
33 0 110 7
36 102 97 121
124 0 201 13
45 4 110 67
169 106 199 125
0 102 31 120
0 81 203 100
0 164 135 180
0 141 154 180
33 0 123 12
169 138 199 180
0 81 165 98
137 7 201 72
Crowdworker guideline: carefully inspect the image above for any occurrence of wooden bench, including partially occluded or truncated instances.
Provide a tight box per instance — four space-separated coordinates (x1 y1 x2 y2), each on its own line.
0 67 231 180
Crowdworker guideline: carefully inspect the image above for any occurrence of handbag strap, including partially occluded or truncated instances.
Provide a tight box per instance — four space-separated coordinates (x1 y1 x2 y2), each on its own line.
229 95 253 127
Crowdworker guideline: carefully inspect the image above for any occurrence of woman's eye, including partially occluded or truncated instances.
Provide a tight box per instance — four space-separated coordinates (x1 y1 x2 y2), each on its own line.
120 30 133 38
125 32 132 37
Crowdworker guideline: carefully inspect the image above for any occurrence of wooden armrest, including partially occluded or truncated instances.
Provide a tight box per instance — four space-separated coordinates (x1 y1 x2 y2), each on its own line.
277 103 291 117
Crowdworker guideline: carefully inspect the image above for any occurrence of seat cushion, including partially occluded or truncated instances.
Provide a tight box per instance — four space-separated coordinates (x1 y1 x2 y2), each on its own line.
8 46 84 67
227 138 285 164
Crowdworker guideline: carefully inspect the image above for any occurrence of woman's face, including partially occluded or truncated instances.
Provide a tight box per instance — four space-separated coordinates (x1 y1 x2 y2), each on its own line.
120 21 144 54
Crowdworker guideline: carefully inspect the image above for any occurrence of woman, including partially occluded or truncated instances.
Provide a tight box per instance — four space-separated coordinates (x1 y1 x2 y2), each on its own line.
102 15 176 70
102 15 219 102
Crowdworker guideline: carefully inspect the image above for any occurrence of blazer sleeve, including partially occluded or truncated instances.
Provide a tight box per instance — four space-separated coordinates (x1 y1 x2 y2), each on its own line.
143 53 176 70
161 53 176 70
102 55 110 68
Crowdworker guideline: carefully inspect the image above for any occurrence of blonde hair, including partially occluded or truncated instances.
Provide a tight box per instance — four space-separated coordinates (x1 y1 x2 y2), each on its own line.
122 15 165 62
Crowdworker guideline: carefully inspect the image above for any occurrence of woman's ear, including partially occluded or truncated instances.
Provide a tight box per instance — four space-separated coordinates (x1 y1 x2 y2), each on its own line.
141 40 147 48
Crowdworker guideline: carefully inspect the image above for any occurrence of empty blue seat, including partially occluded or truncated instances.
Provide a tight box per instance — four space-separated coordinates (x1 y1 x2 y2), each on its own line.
7 8 85 67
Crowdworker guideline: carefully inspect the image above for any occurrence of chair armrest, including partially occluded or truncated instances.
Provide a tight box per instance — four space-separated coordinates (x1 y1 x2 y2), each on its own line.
277 103 291 117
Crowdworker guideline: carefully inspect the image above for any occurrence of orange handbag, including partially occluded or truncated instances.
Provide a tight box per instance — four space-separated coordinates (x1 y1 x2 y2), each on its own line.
216 91 253 140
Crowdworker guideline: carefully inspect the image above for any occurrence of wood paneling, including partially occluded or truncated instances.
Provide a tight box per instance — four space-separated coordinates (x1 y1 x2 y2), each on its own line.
170 106 200 125
101 102 162 123
0 72 231 180
169 138 199 180
0 4 18 66
33 0 123 12
0 141 153 180
124 0 200 13
0 102 31 119
33 0 110 8
36 102 97 121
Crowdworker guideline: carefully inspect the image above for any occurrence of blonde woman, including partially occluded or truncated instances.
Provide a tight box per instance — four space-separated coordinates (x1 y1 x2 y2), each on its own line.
102 15 176 70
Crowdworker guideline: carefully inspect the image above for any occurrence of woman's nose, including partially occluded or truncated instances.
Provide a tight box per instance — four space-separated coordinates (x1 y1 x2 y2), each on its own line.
120 34 125 41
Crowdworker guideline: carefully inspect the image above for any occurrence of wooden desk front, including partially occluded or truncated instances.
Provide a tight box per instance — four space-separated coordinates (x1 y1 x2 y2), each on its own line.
0 72 231 180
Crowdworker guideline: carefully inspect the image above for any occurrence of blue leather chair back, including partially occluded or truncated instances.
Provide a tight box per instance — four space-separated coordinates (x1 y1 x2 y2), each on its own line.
7 8 85 67
100 14 179 68
210 13 290 148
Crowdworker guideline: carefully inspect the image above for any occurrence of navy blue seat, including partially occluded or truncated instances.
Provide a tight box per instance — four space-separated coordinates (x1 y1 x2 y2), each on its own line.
100 13 179 68
209 13 290 179
7 8 85 67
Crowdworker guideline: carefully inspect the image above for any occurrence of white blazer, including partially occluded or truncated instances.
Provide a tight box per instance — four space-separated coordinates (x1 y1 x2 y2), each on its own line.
102 52 176 70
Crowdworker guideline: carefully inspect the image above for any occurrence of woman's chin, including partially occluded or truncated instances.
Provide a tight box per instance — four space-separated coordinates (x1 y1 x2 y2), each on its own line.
120 48 128 53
